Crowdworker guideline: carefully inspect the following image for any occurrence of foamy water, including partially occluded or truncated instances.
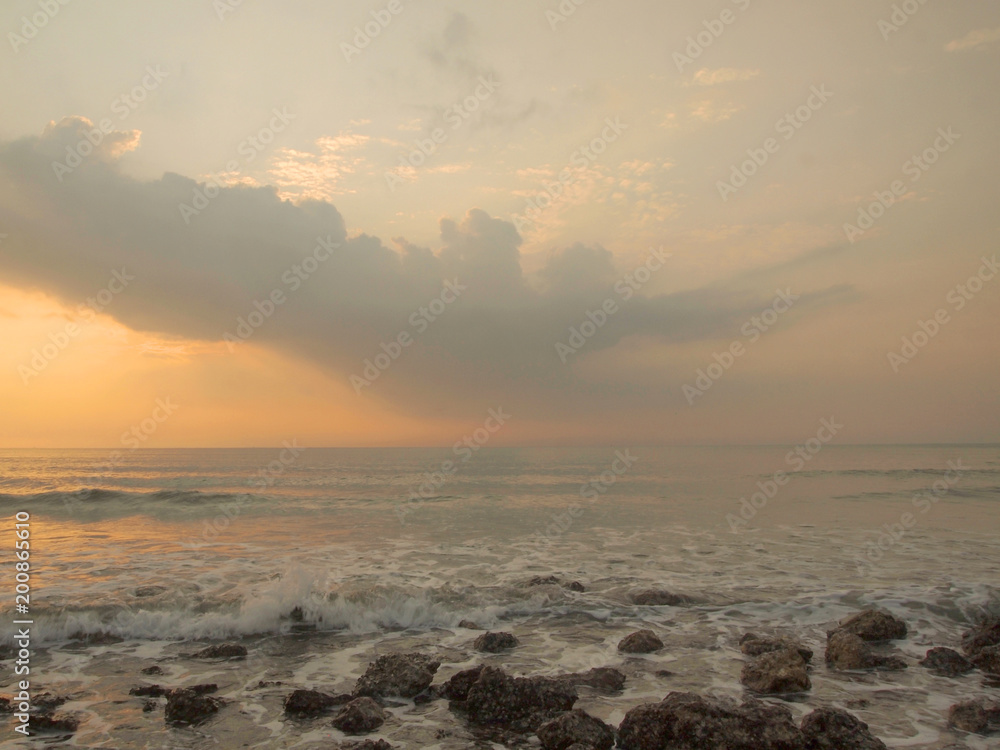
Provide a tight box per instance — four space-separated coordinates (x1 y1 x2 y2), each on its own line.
1 446 998 748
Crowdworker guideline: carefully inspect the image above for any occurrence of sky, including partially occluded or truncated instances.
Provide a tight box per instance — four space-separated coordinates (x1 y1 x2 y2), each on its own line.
0 0 998 448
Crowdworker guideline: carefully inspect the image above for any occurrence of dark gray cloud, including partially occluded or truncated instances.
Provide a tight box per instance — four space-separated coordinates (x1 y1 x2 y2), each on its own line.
0 119 849 419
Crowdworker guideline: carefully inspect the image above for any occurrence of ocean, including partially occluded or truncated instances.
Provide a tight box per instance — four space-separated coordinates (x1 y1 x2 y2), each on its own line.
1 444 999 748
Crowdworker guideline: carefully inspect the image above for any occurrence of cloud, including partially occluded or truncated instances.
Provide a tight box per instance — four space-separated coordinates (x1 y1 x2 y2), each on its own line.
690 68 761 86
945 27 1000 52
0 120 848 420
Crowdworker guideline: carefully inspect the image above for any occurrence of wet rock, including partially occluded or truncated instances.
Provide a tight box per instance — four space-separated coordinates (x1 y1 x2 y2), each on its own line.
130 684 168 698
463 666 577 731
617 691 803 750
537 709 615 750
140 665 164 676
186 683 218 695
566 581 586 592
474 631 520 653
948 698 1000 733
526 575 562 587
741 633 813 663
832 610 907 642
289 606 304 622
283 688 351 716
457 619 482 630
618 629 664 654
971 644 1000 674
0 697 11 713
192 642 247 659
254 680 283 689
800 706 888 749
413 688 437 705
920 647 974 677
164 688 221 725
825 631 906 671
440 666 485 701
630 589 693 606
331 697 385 734
142 699 158 712
354 653 441 699
34 692 69 710
740 649 811 694
557 667 626 693
69 631 123 645
961 616 1000 657
335 741 394 750
134 585 167 598
29 713 80 733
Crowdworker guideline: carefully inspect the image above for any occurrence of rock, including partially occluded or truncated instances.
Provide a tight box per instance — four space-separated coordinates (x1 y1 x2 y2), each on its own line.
618 629 664 654
331 697 385 734
192 642 247 660
283 688 351 716
825 631 906 671
28 713 80 733
440 666 485 702
164 688 221 725
832 610 907 642
630 589 692 606
800 706 888 749
130 684 168 698
961 616 1000 658
526 575 562 587
741 633 813 663
463 666 577 731
557 667 626 693
135 585 167 598
140 665 164 676
740 649 811 694
948 698 1000 733
971 644 1000 674
335 741 394 750
457 620 482 630
617 691 804 750
474 631 520 653
0 697 10 713
34 692 68 710
69 631 123 645
354 653 441 699
920 647 974 677
185 683 218 695
536 709 615 750
142 699 158 712
567 581 586 592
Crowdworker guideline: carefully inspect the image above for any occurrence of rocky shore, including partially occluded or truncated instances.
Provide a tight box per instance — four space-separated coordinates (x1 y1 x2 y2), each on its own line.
7 594 1000 747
